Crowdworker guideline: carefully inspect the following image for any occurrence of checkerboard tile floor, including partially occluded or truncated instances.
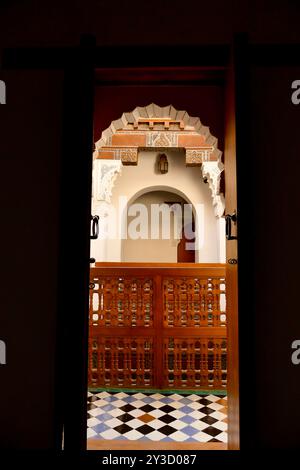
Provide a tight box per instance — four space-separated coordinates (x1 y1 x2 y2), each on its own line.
87 391 227 443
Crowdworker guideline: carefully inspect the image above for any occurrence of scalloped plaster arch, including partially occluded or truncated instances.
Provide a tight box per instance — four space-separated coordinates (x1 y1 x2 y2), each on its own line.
93 104 225 217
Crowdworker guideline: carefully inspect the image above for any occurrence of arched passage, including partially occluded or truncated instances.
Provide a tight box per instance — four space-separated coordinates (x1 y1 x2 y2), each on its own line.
121 188 196 263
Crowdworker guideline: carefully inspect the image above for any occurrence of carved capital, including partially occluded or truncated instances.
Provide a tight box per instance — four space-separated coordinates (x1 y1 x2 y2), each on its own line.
120 148 138 165
201 161 225 217
92 159 122 203
186 147 215 165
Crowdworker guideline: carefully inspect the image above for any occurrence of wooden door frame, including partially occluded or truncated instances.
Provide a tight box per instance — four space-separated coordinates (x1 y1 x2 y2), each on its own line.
88 47 241 452
3 37 246 453
229 34 251 450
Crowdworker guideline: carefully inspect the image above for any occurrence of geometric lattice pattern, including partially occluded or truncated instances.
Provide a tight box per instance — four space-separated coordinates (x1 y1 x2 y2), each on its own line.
89 266 227 390
89 277 153 327
87 391 227 443
163 277 226 327
89 336 154 388
163 338 227 389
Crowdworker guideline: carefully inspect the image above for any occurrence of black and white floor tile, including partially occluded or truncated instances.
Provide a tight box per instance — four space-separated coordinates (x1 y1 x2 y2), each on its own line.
87 391 227 443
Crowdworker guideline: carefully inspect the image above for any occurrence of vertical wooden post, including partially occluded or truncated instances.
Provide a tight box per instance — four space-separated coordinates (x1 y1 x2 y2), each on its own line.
225 33 254 450
233 34 256 450
154 274 164 389
55 35 95 451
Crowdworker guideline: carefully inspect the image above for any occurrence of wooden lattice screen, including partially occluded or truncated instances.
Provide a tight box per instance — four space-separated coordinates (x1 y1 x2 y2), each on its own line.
88 263 227 390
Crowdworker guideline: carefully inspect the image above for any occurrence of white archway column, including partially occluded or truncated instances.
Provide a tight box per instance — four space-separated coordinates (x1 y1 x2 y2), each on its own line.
201 161 226 262
90 159 122 262
217 217 226 263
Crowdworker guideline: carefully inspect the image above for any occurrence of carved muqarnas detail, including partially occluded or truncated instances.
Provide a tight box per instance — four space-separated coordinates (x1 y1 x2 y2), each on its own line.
186 148 214 165
121 148 138 165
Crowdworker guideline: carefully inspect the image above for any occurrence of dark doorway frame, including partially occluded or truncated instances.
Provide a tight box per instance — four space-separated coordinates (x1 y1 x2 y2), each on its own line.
88 51 235 451
2 37 256 454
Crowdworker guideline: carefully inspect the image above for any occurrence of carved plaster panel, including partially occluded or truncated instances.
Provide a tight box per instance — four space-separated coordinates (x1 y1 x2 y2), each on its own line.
186 147 215 165
92 159 122 204
201 161 225 217
146 132 178 147
120 148 138 165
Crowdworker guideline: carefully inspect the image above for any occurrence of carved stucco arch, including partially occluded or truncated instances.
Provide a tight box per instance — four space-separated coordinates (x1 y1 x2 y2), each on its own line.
93 104 225 217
